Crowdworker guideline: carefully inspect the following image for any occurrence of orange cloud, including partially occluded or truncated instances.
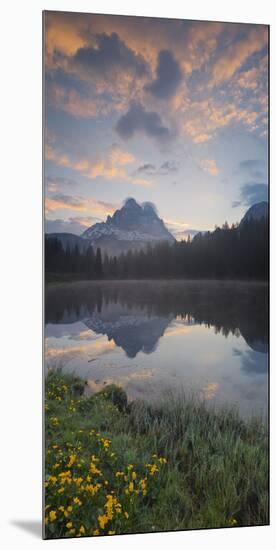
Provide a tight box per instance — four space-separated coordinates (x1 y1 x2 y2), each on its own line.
181 97 262 143
47 84 111 118
45 195 118 219
200 159 219 176
45 12 85 56
45 141 150 186
45 195 88 213
211 27 268 86
237 68 258 90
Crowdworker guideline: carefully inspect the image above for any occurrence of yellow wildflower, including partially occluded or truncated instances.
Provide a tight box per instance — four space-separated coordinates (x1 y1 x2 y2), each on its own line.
90 462 101 475
66 522 73 529
139 478 147 495
67 454 77 468
98 514 109 529
74 477 83 486
49 510 57 522
149 464 159 475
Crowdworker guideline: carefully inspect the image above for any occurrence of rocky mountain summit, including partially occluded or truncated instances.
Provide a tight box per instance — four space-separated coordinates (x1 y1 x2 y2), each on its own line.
81 198 175 255
240 201 268 226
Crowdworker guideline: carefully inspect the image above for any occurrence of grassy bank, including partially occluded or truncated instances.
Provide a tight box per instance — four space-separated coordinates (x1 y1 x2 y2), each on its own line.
44 370 269 538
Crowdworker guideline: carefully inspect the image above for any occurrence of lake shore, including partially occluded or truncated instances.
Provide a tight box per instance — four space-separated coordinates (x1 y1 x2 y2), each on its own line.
44 369 269 538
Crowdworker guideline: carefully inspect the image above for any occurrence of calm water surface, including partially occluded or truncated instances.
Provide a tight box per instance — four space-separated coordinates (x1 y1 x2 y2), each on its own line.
45 280 268 418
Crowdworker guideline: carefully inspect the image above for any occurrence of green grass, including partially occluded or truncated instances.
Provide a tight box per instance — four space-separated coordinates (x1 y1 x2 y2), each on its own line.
44 369 269 538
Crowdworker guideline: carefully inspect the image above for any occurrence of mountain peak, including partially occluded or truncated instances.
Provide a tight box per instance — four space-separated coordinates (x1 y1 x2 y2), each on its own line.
124 197 140 209
82 197 175 255
240 201 268 226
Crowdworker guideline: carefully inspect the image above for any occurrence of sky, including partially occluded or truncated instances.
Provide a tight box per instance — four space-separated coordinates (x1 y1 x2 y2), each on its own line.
44 11 268 240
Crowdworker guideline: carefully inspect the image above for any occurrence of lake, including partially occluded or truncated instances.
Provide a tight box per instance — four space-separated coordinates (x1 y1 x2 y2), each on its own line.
45 280 269 419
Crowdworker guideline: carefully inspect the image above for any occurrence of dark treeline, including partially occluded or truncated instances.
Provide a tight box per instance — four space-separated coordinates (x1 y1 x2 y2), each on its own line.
45 239 103 279
45 218 268 281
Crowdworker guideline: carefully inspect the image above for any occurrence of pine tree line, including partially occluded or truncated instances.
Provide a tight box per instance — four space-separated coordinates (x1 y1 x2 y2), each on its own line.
45 218 268 281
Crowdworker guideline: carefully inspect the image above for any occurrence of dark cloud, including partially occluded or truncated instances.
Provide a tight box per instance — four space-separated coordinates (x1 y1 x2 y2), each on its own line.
136 160 178 176
232 181 268 208
239 159 267 181
240 182 268 206
136 163 156 175
160 161 178 173
144 50 182 99
239 159 266 171
73 33 148 77
115 102 172 143
232 201 242 208
141 201 158 214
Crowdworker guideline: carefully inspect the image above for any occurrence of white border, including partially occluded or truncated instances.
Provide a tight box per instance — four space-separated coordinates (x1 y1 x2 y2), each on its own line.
1 1 274 548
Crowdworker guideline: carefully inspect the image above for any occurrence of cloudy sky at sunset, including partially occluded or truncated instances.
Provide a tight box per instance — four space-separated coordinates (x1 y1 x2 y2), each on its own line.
44 11 268 239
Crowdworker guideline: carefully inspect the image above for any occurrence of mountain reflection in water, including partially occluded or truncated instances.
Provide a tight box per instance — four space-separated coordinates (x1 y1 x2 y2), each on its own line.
45 280 268 417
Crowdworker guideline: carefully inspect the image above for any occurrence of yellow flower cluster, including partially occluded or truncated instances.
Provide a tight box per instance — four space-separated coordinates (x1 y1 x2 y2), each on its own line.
46 379 68 402
44 374 168 539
